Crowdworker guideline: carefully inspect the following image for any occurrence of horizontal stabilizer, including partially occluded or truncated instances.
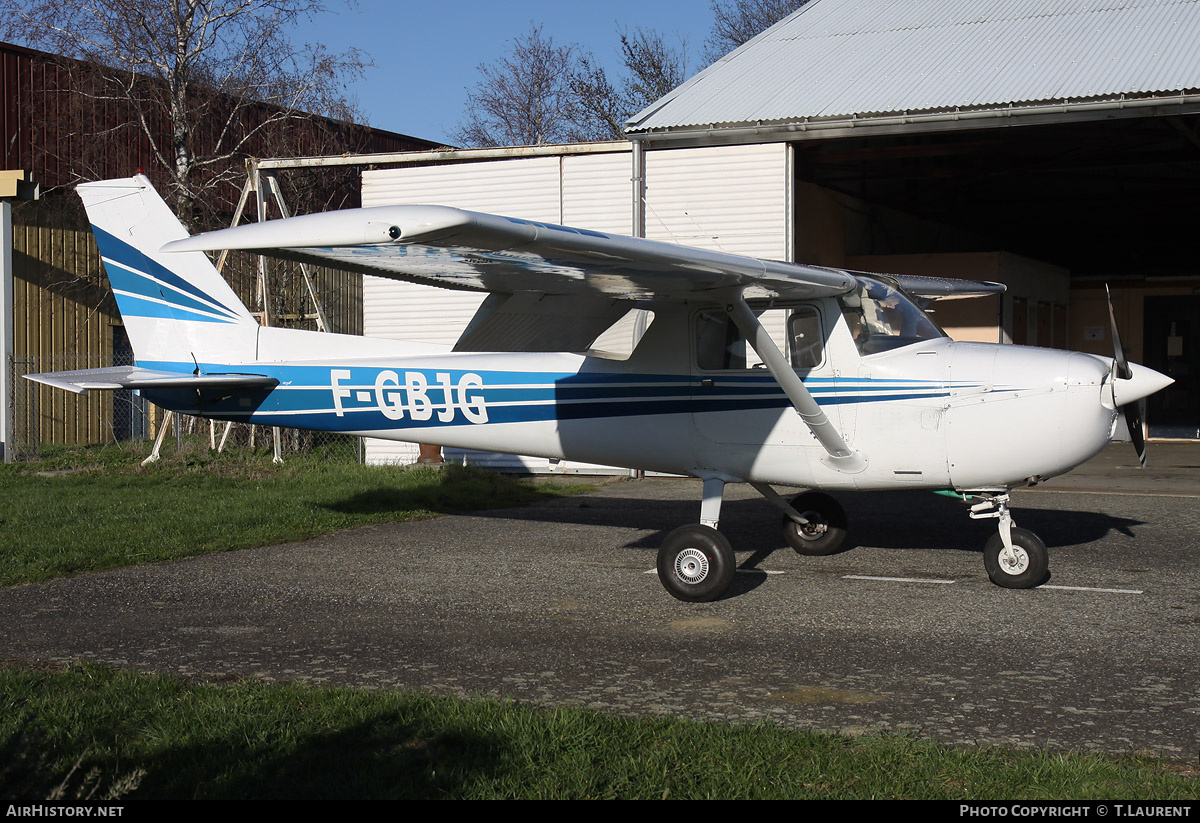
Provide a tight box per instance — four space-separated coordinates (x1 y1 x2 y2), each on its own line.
25 366 278 395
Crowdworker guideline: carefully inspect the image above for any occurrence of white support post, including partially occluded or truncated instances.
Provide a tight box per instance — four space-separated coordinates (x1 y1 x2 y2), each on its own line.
1 200 12 463
0 173 36 462
142 410 173 465
631 139 646 239
253 167 271 327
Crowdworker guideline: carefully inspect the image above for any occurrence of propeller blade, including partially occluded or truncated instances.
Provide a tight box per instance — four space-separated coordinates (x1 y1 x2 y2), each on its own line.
1105 284 1132 380
1125 398 1147 468
1106 285 1150 467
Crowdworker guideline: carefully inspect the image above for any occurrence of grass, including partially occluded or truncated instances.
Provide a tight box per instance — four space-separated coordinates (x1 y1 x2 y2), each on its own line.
0 442 591 586
1 663 1195 800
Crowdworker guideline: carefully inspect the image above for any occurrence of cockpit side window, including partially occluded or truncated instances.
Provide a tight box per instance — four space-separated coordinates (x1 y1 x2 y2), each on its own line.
695 306 823 371
789 305 824 369
839 276 946 355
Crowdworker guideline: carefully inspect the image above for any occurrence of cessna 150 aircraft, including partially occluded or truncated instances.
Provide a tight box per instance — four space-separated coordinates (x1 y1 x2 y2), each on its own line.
30 176 1173 602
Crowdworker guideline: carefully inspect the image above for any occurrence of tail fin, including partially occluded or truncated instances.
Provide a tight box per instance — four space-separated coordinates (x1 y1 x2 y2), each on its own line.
78 176 257 369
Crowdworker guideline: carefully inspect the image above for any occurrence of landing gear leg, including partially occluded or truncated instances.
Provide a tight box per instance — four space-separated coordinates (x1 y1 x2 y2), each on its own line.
966 492 1049 589
657 477 736 603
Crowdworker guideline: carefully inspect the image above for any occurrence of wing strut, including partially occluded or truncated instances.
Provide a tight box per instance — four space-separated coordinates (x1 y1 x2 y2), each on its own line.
724 293 867 474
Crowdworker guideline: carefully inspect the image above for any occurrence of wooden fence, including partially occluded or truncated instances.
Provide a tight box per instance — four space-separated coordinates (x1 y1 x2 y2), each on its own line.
6 197 363 452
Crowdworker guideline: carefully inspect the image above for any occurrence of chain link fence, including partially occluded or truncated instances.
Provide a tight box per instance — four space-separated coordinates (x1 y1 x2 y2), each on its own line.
7 353 363 463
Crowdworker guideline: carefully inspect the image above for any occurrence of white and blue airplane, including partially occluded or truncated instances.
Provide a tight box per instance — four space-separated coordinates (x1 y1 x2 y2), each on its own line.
29 176 1173 602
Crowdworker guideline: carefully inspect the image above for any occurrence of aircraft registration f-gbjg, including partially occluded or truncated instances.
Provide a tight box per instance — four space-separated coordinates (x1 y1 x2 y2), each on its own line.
29 176 1173 602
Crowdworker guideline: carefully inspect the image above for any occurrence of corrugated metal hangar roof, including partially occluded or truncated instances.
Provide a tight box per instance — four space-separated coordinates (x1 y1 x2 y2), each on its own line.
626 0 1200 135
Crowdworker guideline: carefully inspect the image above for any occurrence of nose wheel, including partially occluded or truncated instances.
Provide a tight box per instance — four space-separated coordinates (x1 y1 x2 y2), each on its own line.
983 527 1048 589
967 493 1049 588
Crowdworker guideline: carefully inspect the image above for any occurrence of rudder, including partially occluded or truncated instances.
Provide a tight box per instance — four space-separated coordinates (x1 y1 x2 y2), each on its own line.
78 176 257 370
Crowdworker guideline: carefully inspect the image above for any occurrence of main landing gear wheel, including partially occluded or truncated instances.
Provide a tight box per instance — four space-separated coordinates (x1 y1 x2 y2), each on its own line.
782 491 847 556
983 527 1049 589
657 524 736 603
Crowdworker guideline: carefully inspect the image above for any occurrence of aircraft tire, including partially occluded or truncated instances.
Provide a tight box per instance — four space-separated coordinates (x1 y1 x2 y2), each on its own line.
983 527 1049 589
657 525 735 603
782 492 847 556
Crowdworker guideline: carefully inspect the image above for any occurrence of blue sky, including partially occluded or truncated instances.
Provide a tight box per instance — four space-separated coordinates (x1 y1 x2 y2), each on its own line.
296 1 715 145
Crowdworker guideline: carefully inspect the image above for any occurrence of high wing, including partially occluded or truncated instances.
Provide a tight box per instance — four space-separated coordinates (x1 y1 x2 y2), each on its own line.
162 205 858 302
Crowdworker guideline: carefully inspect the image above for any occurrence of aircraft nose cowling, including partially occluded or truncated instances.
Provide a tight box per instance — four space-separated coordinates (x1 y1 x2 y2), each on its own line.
946 346 1120 489
1110 362 1174 408
1067 351 1110 387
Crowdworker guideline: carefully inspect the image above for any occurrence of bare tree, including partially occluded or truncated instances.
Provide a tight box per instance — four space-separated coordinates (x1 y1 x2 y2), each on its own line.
461 24 690 146
2 0 367 228
619 28 690 110
570 53 628 141
573 28 688 140
704 0 811 64
456 24 597 147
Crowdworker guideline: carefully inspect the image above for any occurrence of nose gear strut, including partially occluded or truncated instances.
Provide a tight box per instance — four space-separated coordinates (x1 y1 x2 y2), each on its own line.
963 492 1049 589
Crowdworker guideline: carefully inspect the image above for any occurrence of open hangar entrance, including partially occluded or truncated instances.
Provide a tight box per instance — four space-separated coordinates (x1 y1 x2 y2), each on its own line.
788 111 1200 438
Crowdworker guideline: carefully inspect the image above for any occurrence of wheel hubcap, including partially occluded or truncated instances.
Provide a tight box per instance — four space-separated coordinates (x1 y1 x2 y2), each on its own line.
999 545 1030 575
798 512 827 540
674 547 710 583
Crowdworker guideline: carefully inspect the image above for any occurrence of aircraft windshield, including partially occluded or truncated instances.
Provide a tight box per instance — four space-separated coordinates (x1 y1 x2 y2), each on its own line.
839 276 946 355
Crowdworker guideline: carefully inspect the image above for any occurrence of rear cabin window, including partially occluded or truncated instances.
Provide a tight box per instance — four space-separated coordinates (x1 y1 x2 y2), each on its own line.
587 309 655 360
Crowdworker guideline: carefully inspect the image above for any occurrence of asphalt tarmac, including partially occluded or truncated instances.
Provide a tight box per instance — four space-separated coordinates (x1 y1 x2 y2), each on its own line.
2 444 1197 761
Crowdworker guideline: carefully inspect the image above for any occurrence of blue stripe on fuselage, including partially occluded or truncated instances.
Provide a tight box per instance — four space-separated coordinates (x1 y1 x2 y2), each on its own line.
136 360 961 432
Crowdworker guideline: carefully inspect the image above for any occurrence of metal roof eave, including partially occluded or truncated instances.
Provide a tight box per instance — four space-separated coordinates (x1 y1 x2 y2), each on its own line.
253 140 632 171
626 91 1200 148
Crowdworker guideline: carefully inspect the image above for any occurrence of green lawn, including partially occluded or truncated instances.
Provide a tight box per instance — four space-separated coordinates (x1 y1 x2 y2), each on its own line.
2 663 1196 800
0 443 589 586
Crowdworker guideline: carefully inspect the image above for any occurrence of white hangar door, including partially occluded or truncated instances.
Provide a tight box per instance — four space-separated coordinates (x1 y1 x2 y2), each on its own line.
359 143 790 472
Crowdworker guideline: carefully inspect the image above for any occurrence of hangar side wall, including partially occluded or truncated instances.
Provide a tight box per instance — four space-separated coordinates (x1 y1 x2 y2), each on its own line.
359 143 789 468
